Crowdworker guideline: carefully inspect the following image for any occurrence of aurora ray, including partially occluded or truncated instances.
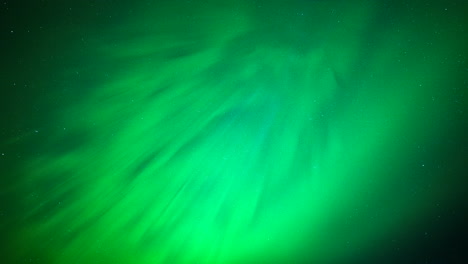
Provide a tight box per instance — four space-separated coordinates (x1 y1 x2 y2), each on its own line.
1 0 467 263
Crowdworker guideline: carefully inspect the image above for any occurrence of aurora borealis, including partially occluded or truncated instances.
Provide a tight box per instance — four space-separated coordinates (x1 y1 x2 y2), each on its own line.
1 0 468 263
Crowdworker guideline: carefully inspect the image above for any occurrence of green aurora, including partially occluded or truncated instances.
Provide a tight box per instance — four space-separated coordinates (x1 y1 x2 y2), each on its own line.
1 0 467 263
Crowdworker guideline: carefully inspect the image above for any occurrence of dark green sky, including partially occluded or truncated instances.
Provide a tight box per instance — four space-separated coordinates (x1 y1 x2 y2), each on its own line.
1 1 468 263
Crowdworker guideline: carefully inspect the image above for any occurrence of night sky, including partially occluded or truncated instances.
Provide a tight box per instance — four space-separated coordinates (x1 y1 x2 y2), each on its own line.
1 0 468 263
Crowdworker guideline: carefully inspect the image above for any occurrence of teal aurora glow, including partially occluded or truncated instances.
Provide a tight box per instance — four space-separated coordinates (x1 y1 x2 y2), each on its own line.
1 0 467 263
